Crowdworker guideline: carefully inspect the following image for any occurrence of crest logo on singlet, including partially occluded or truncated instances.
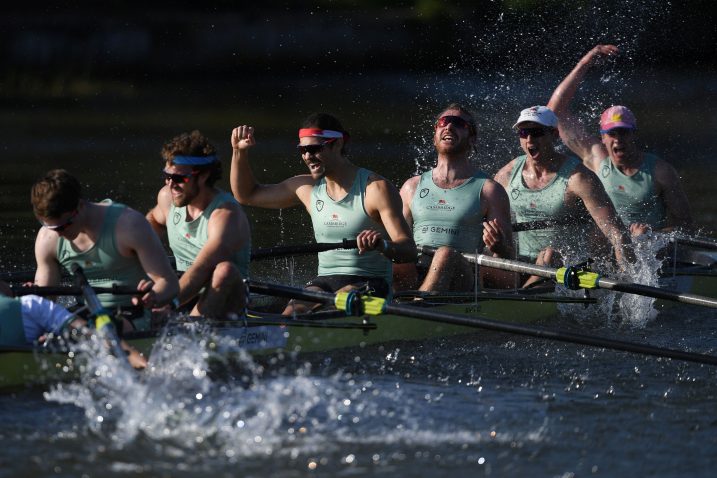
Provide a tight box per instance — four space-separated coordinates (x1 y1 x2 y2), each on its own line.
617 185 626 192
173 211 181 225
316 200 324 211
511 188 520 200
529 202 537 209
419 188 429 198
427 198 454 211
601 164 610 178
324 211 347 228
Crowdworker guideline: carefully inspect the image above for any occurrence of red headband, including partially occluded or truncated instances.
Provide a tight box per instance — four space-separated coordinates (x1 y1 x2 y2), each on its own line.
298 128 345 139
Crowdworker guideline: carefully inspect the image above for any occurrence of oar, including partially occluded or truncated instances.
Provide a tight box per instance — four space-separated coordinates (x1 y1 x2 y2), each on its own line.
438 248 717 309
10 284 139 297
672 235 717 251
251 239 358 260
71 264 131 368
247 280 717 366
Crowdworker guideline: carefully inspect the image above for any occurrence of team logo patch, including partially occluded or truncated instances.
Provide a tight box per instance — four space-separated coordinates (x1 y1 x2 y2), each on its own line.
511 188 520 200
173 211 181 225
601 164 610 178
419 188 429 198
316 200 324 211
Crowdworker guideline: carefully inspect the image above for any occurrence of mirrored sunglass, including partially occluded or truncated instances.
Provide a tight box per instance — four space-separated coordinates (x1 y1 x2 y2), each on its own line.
517 127 550 139
297 139 335 155
163 170 198 183
41 209 78 233
436 115 471 130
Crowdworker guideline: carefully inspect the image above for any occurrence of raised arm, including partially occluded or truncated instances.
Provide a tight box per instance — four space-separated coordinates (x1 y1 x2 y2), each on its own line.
548 45 619 170
363 175 416 264
116 209 179 308
230 125 308 209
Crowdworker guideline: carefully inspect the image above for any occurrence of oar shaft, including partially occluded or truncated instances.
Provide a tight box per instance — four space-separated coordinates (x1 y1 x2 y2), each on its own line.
11 285 139 296
673 236 717 251
251 239 358 260
595 278 717 308
464 252 717 309
247 280 717 366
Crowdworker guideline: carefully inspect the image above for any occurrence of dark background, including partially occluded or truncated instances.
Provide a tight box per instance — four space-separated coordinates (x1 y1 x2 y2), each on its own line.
2 1 714 90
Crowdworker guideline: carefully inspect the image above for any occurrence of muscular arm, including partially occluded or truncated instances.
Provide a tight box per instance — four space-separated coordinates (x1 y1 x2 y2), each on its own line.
364 176 416 264
33 228 62 287
398 175 419 231
480 179 514 258
176 204 249 306
568 167 633 264
116 209 179 308
229 125 309 209
548 45 618 171
146 186 170 240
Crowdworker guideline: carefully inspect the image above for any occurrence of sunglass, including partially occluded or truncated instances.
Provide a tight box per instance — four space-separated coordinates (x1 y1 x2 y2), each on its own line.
163 169 199 184
601 127 634 136
41 209 78 233
297 139 336 156
517 127 552 139
436 115 473 131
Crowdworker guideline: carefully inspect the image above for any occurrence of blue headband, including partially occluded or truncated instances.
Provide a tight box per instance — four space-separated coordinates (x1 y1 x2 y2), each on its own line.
172 155 218 166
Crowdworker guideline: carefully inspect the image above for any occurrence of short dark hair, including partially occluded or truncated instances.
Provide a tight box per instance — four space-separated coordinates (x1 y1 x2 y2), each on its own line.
301 112 350 155
31 169 82 218
162 130 221 186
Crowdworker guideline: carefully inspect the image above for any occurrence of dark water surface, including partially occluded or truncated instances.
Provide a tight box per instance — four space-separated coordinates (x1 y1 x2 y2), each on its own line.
1 71 716 476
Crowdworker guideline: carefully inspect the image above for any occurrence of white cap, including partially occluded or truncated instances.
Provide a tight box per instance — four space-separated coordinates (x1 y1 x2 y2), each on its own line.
513 106 558 129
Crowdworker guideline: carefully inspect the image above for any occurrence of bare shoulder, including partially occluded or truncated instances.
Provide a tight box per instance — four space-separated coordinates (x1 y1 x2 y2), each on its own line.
35 226 59 257
493 159 517 187
481 178 509 199
366 171 399 194
399 174 420 195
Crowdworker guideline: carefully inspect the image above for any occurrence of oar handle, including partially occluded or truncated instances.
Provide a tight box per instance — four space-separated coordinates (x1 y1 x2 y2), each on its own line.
251 239 358 260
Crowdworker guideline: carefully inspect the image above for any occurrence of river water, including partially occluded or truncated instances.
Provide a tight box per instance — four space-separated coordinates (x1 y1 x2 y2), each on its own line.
1 67 716 477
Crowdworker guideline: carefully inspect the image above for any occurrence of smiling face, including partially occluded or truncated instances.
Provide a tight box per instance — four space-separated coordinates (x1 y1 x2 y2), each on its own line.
298 137 340 179
516 121 557 162
164 163 202 207
433 108 475 155
601 128 638 163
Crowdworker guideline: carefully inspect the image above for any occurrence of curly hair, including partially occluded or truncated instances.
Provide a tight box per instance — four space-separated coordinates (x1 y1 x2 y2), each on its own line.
31 169 82 218
161 130 222 186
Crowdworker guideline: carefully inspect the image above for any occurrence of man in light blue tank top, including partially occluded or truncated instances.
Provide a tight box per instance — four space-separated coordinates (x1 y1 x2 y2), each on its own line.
548 44 692 236
396 103 516 292
494 106 633 286
0 281 147 368
230 113 416 315
32 169 179 331
147 130 251 318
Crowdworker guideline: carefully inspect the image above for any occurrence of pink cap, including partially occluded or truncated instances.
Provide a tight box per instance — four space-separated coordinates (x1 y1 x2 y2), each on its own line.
599 106 637 133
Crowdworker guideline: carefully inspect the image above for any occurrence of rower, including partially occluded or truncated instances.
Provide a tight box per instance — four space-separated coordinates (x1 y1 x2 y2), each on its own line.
547 44 693 236
0 281 146 368
31 169 179 331
146 130 251 318
230 113 416 315
494 106 633 286
395 102 516 292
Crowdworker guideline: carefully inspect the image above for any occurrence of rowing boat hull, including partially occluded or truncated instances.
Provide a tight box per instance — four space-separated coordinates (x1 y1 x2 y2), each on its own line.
0 289 580 390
